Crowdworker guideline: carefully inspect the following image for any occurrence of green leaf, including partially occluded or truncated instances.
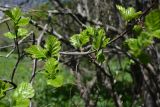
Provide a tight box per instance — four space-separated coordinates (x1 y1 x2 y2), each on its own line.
102 38 110 48
92 28 109 50
47 74 64 87
70 33 89 48
83 26 95 36
18 28 28 37
11 7 22 22
14 98 30 107
125 32 152 57
133 25 142 34
145 10 160 31
116 5 142 21
17 17 30 26
152 30 160 38
70 27 91 48
116 72 132 83
125 38 141 57
44 58 59 78
13 82 35 99
4 28 28 39
70 34 81 48
96 49 105 63
4 32 16 39
13 82 33 107
138 32 152 47
45 36 61 58
25 45 47 59
80 31 90 45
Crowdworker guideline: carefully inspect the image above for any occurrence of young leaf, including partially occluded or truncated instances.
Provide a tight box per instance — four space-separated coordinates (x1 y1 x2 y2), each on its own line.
92 28 109 50
80 31 90 46
45 36 61 57
4 32 16 39
17 17 30 26
70 27 91 49
138 32 152 47
133 25 143 34
145 10 160 32
14 98 30 107
47 74 64 88
152 30 160 38
83 26 95 36
126 38 141 56
44 58 59 78
116 5 142 21
92 32 103 50
18 28 28 37
96 49 105 63
25 45 47 59
11 7 22 21
13 82 35 99
125 32 152 57
70 34 81 48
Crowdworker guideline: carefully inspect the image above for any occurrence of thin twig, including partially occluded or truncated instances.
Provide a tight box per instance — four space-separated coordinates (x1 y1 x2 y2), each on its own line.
10 27 21 82
29 59 37 84
10 56 21 82
60 50 95 55
0 18 10 24
29 24 48 107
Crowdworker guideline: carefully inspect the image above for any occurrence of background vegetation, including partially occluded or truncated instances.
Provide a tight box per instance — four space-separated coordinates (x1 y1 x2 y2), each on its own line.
0 0 160 107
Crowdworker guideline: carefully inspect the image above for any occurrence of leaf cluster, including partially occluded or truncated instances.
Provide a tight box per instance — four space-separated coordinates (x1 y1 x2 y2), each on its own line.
4 7 30 39
70 27 110 63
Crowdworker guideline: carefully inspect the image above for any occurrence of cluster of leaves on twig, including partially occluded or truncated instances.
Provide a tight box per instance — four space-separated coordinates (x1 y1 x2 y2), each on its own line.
125 10 160 64
70 27 110 63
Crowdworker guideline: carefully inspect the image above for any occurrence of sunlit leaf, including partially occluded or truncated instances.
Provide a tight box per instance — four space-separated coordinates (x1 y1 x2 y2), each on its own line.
70 34 81 48
25 45 47 59
47 74 64 87
70 27 91 48
17 17 30 26
18 28 28 37
80 31 90 45
45 36 61 58
11 7 22 22
83 26 95 36
152 30 160 38
145 9 160 31
92 28 109 50
13 82 35 99
4 32 16 39
116 5 142 21
44 58 59 78
14 98 30 107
